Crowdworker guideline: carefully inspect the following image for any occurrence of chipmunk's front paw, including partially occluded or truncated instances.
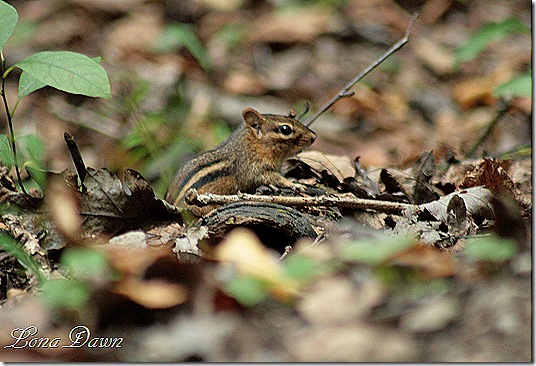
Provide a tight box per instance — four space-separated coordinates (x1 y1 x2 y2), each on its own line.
291 183 307 193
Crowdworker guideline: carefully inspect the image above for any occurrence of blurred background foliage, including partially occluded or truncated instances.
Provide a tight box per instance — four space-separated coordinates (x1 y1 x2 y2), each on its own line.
0 0 530 197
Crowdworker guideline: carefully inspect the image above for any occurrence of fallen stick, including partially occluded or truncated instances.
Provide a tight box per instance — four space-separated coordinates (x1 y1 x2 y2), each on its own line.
185 188 414 214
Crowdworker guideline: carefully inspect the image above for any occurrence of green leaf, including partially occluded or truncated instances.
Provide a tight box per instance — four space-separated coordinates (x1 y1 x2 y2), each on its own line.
216 23 246 47
61 247 109 281
18 134 46 190
282 254 319 281
0 1 18 51
454 18 530 68
339 235 414 265
464 235 517 262
225 275 268 306
40 279 90 310
25 165 47 192
18 134 44 164
0 134 13 168
0 232 47 284
494 71 532 98
18 57 103 99
154 23 212 71
18 71 46 98
15 51 111 98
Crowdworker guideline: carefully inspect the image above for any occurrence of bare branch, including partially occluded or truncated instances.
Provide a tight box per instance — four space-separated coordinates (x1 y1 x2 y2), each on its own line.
305 12 419 127
185 188 415 214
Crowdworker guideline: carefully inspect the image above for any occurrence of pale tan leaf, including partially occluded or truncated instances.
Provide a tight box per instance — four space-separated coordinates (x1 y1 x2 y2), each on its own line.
114 279 188 309
296 150 356 183
214 228 282 282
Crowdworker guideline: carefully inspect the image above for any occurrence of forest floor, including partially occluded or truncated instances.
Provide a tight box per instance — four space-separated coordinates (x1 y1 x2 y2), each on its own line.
0 0 532 362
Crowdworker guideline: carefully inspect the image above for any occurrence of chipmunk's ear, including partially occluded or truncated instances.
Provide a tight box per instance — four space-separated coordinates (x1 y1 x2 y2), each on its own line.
242 108 264 138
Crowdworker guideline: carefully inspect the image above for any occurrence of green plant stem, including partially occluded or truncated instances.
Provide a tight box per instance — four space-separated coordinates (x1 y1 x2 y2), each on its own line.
466 100 510 158
0 51 27 194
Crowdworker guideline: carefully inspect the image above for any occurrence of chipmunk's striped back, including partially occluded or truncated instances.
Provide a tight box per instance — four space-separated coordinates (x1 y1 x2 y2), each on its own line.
165 108 316 216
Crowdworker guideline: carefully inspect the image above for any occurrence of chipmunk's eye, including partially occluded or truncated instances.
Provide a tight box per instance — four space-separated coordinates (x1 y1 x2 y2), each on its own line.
278 124 293 135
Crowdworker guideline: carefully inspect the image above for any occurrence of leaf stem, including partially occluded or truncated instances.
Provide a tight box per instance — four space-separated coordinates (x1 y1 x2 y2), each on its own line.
2 64 16 79
0 51 27 194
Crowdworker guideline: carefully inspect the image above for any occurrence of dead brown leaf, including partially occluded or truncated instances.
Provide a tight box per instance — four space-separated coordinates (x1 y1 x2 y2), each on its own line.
460 158 514 196
296 150 356 183
104 244 171 278
223 69 269 95
45 176 82 242
103 6 163 61
63 168 178 237
391 245 457 278
452 69 513 109
215 228 281 282
298 275 385 324
247 6 340 44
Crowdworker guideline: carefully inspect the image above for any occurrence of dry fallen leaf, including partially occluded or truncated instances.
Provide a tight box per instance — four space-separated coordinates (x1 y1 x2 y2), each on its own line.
297 150 356 183
247 6 340 44
400 296 459 333
104 244 171 278
45 176 82 242
214 228 281 282
452 69 512 109
103 6 163 61
418 186 495 222
63 168 177 236
223 69 269 95
460 158 514 196
114 278 188 309
298 275 385 325
391 245 457 278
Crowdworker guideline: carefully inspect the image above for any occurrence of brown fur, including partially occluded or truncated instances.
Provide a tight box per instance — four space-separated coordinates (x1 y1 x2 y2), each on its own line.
165 108 316 216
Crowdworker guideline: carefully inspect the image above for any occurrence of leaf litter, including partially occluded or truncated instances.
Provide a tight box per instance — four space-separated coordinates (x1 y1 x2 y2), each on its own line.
1 120 531 362
0 0 531 362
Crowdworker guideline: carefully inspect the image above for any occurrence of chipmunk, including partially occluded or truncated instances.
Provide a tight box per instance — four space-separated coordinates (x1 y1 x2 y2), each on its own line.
165 108 316 216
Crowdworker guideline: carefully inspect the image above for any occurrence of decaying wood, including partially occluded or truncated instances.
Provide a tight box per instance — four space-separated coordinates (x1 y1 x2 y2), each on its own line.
186 186 496 222
198 201 320 241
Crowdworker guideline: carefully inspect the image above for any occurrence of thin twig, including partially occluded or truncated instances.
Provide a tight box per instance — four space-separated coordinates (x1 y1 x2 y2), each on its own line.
305 12 419 127
0 51 27 194
278 246 293 261
185 188 415 214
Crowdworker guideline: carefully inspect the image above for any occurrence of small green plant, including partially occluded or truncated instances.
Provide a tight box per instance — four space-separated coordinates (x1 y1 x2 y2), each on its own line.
0 0 111 194
464 234 517 263
0 0 111 286
154 22 212 71
0 231 47 284
40 247 112 310
454 17 531 98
